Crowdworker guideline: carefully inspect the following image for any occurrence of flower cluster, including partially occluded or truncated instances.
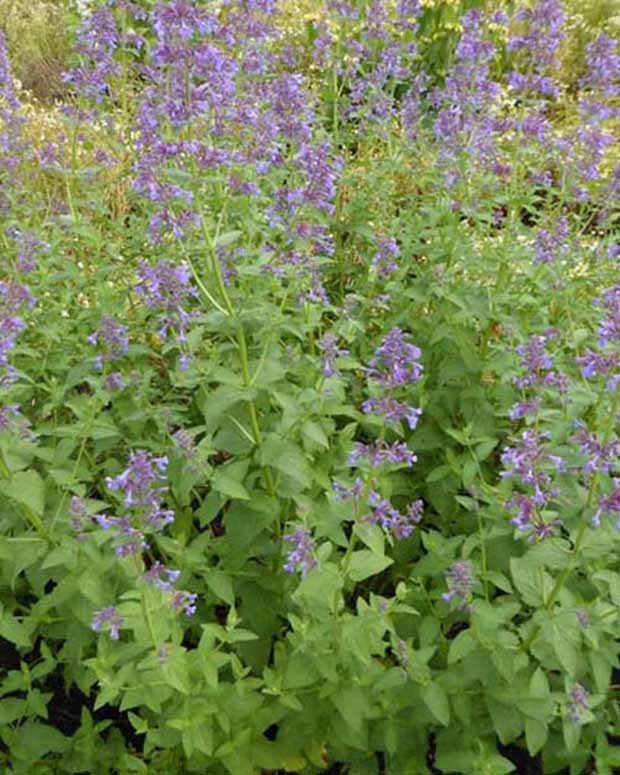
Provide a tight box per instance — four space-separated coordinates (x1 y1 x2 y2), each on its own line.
364 493 423 539
91 606 124 640
365 327 424 388
87 315 129 372
283 527 317 578
578 286 620 392
135 260 198 368
501 430 565 541
442 561 474 612
566 683 591 725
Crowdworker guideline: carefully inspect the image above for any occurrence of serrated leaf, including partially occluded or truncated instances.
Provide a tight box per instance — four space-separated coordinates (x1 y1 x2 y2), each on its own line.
211 471 250 501
4 470 45 517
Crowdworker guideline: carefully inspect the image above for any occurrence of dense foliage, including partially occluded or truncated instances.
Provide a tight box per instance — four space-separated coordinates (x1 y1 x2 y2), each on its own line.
2 0 620 772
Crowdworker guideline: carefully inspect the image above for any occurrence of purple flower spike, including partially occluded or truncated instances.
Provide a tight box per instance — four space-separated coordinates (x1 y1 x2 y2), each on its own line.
442 561 473 611
283 527 317 578
567 683 591 725
366 327 423 387
91 606 124 640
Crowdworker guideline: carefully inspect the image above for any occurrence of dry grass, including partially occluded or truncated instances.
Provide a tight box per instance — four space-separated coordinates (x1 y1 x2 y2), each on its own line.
0 0 72 103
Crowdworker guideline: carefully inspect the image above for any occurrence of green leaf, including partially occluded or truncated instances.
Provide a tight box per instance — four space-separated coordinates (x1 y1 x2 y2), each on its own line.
212 471 250 501
447 629 476 664
525 718 548 756
5 470 45 517
0 612 31 647
552 627 577 675
348 550 393 582
260 435 313 489
510 557 548 607
204 570 235 606
301 420 329 449
422 682 450 726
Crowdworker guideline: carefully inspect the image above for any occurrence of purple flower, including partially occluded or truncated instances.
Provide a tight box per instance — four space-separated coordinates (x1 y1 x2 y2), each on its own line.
171 589 197 617
576 608 590 629
507 0 565 98
609 244 620 260
88 315 129 370
104 372 124 391
508 399 541 421
513 333 567 392
318 333 349 378
362 396 422 429
62 5 122 104
567 683 591 725
91 606 124 640
593 478 620 528
364 492 423 539
106 450 169 510
442 561 473 611
283 527 317 578
572 422 620 476
348 440 417 468
135 260 198 365
92 514 147 557
371 237 400 278
333 477 364 501
533 216 569 264
595 285 620 347
366 327 423 387
141 561 181 592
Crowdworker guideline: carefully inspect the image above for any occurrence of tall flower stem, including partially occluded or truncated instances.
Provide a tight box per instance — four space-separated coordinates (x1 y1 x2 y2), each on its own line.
199 216 277 504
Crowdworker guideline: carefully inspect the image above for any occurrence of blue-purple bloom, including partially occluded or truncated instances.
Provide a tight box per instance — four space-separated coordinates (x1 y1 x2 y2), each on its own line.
364 492 423 539
348 440 417 468
283 527 317 577
91 606 124 640
88 315 129 371
365 327 423 387
567 683 591 725
318 333 349 378
371 236 400 278
442 561 474 611
361 396 422 429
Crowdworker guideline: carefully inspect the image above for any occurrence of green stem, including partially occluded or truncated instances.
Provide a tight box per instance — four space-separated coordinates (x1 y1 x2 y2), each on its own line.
199 216 276 502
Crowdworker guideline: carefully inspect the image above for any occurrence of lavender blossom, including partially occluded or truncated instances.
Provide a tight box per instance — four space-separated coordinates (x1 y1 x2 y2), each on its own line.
348 440 417 468
442 561 474 611
371 237 400 278
364 492 423 539
91 606 124 640
533 216 569 264
88 315 129 370
361 396 422 429
333 477 364 501
62 4 122 104
141 561 181 592
513 333 567 392
318 333 349 378
92 514 147 557
366 327 423 387
572 422 620 476
567 683 591 725
507 0 565 99
283 527 317 577
593 478 620 528
171 590 198 617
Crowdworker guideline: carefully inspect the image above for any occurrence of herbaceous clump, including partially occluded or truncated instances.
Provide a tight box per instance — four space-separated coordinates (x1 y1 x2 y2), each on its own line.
1 0 620 773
